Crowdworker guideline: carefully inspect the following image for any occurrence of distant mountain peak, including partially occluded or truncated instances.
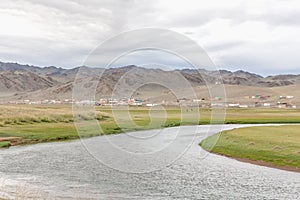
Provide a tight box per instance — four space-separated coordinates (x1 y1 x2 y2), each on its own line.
233 70 263 78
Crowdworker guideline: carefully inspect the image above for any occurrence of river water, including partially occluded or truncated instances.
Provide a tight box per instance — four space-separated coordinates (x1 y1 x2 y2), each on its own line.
0 124 299 199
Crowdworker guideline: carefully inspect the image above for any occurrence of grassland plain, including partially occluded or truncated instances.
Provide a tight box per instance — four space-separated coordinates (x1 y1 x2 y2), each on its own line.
200 125 300 172
0 104 300 148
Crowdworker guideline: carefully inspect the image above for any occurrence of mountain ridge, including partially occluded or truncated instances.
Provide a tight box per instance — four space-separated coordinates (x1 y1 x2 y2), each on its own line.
1 61 300 101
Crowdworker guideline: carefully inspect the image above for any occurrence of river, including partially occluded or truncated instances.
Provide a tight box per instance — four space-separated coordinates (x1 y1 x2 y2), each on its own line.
0 124 299 199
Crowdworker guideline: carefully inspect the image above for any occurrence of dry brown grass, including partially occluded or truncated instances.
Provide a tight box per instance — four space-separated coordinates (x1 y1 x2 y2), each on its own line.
0 105 106 126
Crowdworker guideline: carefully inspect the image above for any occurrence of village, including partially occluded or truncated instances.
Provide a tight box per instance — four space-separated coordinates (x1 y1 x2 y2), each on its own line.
1 94 298 109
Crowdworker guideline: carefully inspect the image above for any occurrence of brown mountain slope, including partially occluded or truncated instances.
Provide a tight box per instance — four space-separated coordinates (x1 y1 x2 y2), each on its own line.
0 70 58 92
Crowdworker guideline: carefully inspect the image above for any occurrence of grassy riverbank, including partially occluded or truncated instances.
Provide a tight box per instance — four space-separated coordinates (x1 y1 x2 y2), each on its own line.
200 125 300 172
1 104 300 148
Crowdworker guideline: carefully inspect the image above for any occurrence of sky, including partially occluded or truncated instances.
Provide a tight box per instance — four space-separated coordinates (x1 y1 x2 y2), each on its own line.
0 0 300 75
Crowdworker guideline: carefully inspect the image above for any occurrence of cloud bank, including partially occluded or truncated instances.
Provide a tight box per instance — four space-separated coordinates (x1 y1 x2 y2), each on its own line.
0 0 299 75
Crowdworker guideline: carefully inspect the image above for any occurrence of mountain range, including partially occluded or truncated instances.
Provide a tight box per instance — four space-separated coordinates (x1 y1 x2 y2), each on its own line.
0 61 299 102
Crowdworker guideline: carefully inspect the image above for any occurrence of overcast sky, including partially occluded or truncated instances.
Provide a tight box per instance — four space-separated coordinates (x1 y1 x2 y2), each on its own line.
0 0 299 75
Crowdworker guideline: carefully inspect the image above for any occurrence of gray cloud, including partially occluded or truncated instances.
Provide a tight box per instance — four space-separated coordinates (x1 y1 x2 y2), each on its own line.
216 40 300 75
205 41 244 52
258 11 300 27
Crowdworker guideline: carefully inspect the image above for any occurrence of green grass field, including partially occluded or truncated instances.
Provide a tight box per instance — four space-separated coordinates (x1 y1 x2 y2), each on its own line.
1 104 300 148
200 125 300 171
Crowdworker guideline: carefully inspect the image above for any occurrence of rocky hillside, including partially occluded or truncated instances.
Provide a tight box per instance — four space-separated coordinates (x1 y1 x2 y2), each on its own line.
0 70 58 92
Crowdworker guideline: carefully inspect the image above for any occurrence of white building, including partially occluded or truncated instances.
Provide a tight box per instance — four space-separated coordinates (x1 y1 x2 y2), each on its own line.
228 103 240 108
146 103 159 107
263 103 271 107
